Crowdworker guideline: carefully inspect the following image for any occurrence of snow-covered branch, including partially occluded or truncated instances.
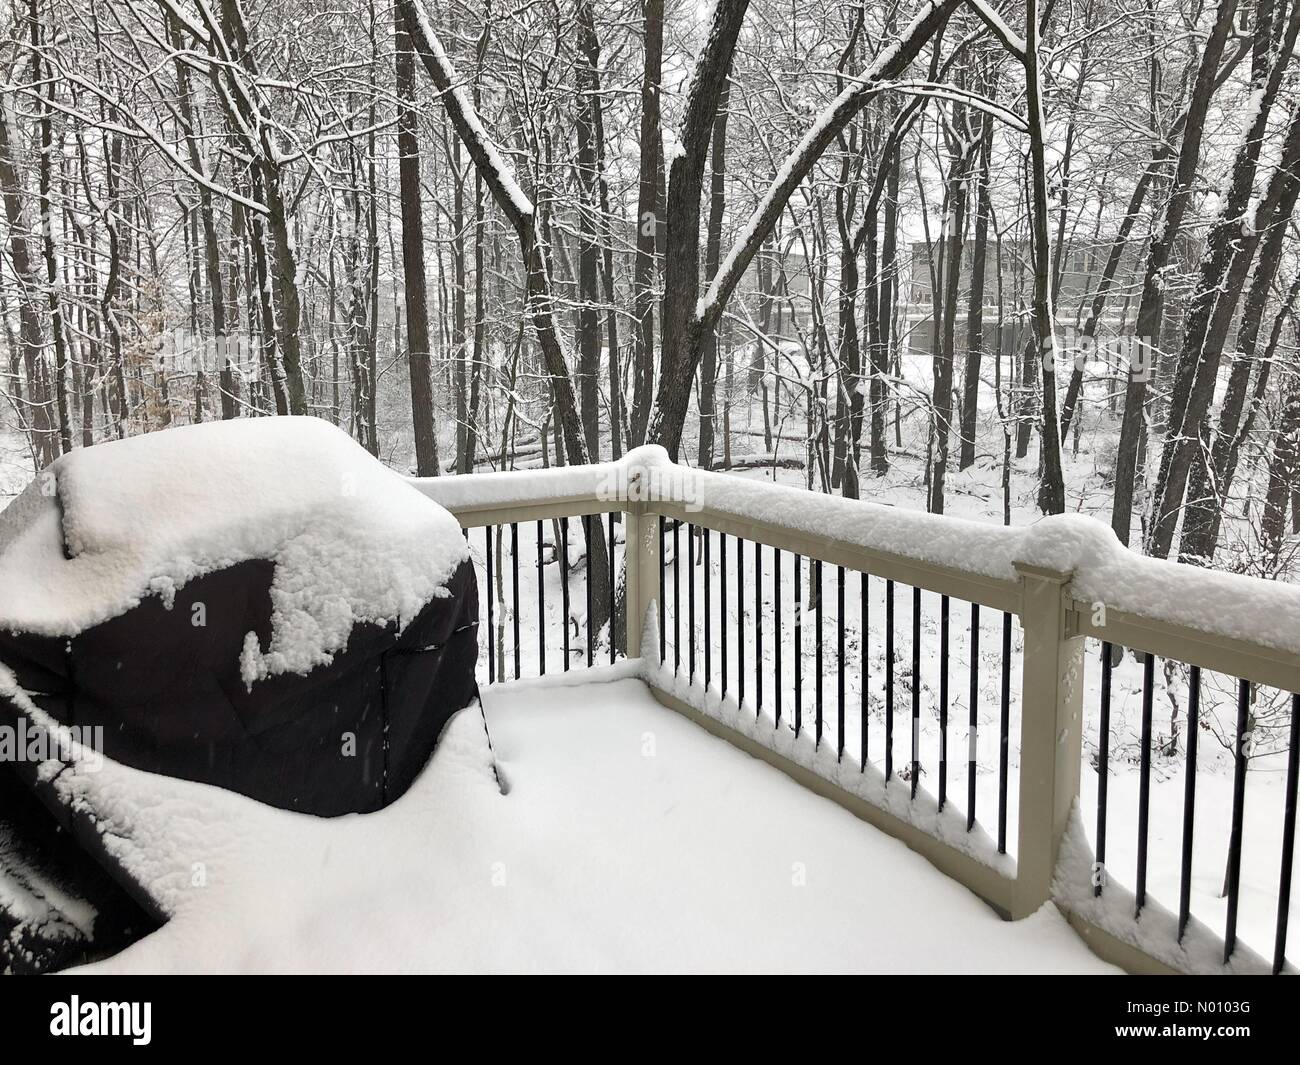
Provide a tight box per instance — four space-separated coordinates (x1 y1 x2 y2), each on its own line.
11 53 269 214
962 0 1027 60
396 0 533 227
697 0 962 331
889 81 1027 131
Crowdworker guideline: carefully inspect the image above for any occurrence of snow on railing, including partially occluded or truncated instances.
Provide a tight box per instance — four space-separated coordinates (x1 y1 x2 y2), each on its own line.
410 447 1300 975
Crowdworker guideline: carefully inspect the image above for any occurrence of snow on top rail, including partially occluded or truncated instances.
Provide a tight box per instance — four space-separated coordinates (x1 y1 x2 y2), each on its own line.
412 445 1300 663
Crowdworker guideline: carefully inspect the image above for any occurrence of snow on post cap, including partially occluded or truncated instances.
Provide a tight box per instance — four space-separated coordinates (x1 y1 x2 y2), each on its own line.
411 443 676 512
0 417 469 683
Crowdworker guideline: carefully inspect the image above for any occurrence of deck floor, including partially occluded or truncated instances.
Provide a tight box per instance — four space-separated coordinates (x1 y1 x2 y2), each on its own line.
479 674 1114 974
74 673 1116 973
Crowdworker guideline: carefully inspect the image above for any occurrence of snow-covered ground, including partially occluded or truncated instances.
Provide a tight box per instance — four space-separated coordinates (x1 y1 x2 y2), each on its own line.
71 674 1114 974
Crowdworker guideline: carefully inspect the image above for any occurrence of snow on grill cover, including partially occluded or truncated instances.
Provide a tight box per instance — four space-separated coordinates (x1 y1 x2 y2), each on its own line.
0 417 477 971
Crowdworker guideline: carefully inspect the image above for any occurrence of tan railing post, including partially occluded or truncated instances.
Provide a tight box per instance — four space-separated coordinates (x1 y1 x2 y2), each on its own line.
623 477 660 660
1012 562 1085 918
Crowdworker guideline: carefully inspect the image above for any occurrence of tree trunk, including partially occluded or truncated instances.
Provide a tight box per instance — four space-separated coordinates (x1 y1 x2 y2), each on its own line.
1146 6 1300 557
1180 271 1300 562
959 101 993 471
697 81 730 472
1111 0 1237 543
1262 376 1300 558
930 122 970 514
871 145 901 475
650 0 960 456
32 1 71 454
0 92 56 464
574 5 603 461
215 0 307 415
1026 0 1065 515
577 4 623 458
652 0 750 459
629 0 663 448
396 18 441 475
399 0 608 624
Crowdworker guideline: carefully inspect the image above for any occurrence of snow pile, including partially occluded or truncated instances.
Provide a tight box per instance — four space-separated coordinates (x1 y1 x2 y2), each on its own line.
1052 804 1273 975
0 665 1112 974
0 417 468 684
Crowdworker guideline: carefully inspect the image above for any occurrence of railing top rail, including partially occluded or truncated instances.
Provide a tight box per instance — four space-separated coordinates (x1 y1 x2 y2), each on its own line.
409 462 621 519
410 446 1300 686
648 497 1023 614
1068 602 1300 694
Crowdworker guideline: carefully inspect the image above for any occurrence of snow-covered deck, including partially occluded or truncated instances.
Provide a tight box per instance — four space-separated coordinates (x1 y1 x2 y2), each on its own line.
77 674 1113 974
480 675 1114 973
415 446 1300 976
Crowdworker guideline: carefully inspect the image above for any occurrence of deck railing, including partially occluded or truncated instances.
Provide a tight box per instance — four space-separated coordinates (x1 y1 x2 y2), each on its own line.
412 446 1299 975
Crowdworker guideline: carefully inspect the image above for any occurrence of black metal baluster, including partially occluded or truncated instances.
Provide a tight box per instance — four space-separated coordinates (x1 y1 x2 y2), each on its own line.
704 528 712 690
911 586 921 800
721 533 728 699
885 579 895 780
584 516 594 665
1223 678 1251 961
608 511 617 665
861 571 869 772
1096 643 1113 897
1135 652 1156 917
968 604 979 831
658 516 665 663
673 519 680 674
511 522 521 681
560 519 570 672
756 543 764 716
688 524 696 684
815 559 823 748
485 526 495 685
998 612 1011 854
738 538 746 709
1274 692 1300 974
939 594 949 810
774 549 783 728
1177 664 1200 933
794 554 803 738
837 566 845 762
537 521 546 675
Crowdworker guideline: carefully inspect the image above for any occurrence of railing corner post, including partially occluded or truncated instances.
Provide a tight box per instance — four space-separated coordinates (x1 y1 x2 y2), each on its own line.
624 501 661 660
1011 561 1085 919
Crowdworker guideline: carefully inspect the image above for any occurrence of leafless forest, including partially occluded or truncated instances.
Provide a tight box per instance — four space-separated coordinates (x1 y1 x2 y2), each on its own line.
2 0 1300 578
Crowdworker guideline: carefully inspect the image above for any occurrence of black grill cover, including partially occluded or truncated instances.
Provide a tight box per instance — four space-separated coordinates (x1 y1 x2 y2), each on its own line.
0 554 478 817
0 544 478 973
0 421 480 972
